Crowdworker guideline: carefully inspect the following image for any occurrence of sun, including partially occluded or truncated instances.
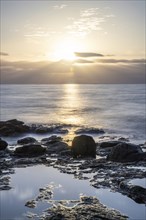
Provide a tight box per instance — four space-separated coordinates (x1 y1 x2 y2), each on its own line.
55 47 76 61
51 38 82 61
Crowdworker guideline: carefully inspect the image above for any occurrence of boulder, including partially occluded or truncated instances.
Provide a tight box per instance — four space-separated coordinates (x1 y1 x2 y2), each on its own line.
17 137 37 145
54 128 68 134
107 142 144 162
99 141 121 148
0 138 8 150
6 119 24 125
41 135 62 145
0 119 29 136
14 144 46 156
46 141 68 154
75 127 104 135
71 135 96 158
35 126 53 133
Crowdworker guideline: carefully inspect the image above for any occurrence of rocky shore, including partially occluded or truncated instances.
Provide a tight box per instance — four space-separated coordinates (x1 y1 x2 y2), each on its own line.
0 119 146 219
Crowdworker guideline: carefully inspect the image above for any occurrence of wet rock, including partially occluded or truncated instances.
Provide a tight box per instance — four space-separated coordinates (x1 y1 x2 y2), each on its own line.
42 196 127 220
0 119 29 136
46 142 69 154
25 200 37 208
41 135 62 145
0 176 11 190
6 119 24 125
118 137 129 142
17 137 37 145
75 127 104 135
128 185 146 204
35 126 53 133
60 149 72 156
97 141 122 156
36 185 53 201
120 181 146 204
142 142 146 149
14 144 46 156
54 128 68 134
71 135 96 158
107 142 144 162
99 141 122 148
0 138 8 150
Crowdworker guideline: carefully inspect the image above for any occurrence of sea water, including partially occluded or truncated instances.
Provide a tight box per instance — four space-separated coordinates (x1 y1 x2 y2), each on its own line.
1 84 145 143
0 84 146 219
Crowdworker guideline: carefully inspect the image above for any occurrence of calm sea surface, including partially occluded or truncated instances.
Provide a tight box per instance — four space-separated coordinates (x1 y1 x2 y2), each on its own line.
1 84 145 143
0 84 146 219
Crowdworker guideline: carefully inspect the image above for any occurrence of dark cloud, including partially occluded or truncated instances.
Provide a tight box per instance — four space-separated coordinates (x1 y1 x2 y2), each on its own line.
96 58 146 64
0 52 9 56
74 59 94 64
1 59 145 84
75 52 104 57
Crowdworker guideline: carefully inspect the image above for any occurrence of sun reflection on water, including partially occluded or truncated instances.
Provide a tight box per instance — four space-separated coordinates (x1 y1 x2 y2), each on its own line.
60 84 84 125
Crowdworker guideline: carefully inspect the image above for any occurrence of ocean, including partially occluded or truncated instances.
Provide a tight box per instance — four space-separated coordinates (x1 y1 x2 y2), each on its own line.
1 84 145 144
0 84 146 220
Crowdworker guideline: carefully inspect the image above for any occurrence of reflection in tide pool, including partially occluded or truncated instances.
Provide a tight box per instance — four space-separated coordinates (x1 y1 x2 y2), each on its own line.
0 165 146 220
129 178 146 188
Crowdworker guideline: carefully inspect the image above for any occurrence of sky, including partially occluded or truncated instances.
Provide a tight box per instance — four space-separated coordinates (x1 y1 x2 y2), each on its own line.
0 0 146 83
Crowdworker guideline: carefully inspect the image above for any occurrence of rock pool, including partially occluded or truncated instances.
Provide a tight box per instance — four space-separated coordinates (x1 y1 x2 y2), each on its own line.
0 165 145 220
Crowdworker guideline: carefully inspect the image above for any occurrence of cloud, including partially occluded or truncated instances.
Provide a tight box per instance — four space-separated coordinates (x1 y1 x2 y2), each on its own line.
96 58 146 64
74 59 94 64
75 52 104 57
66 7 115 37
1 59 145 84
53 4 67 9
23 24 57 40
0 52 9 56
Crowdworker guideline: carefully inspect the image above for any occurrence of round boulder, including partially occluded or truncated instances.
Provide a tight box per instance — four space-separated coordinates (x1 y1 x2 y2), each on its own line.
17 137 37 145
0 119 29 136
107 142 143 162
46 141 69 154
0 138 8 150
14 144 46 156
71 135 96 158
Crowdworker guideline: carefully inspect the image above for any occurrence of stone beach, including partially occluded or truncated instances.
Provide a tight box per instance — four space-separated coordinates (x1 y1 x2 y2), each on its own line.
0 119 146 219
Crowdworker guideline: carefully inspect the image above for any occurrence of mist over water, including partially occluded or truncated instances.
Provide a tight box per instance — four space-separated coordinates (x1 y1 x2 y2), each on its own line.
1 84 145 142
0 84 146 220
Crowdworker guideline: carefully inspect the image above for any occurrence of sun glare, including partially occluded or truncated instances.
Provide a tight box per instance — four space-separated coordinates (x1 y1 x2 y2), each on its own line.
51 38 82 61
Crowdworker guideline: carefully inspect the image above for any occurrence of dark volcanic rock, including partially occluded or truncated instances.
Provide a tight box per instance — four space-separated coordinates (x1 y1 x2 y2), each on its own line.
35 126 53 133
14 144 46 156
0 119 29 136
41 135 62 144
54 128 68 134
46 141 69 154
71 135 96 158
128 185 146 204
17 137 37 145
100 141 122 148
0 138 8 150
120 181 146 204
6 119 24 125
75 127 104 135
107 142 144 162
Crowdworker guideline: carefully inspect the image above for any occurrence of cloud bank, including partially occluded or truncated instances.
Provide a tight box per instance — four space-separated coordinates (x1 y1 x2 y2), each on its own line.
1 58 145 84
0 52 9 56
